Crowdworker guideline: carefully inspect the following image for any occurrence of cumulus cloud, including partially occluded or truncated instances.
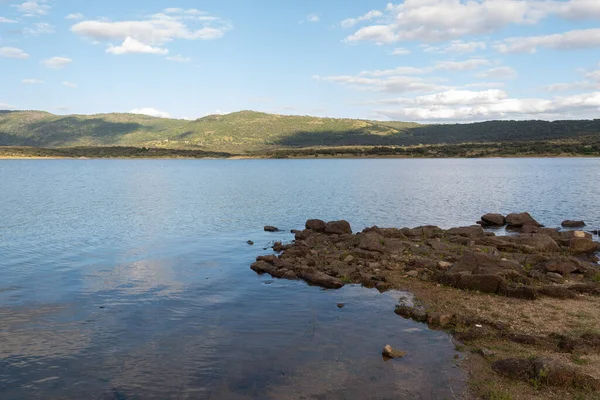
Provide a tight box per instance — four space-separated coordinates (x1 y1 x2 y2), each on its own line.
129 108 171 118
106 37 169 55
477 66 518 79
22 78 43 84
42 56 72 68
0 102 16 109
62 81 77 88
166 54 191 62
23 22 54 35
374 91 600 121
341 10 383 28
422 40 487 54
344 0 600 45
71 9 231 55
12 1 50 17
0 47 29 59
345 0 554 44
495 28 600 53
65 13 84 21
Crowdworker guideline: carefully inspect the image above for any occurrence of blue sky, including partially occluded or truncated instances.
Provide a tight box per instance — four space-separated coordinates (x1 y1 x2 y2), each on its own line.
1 0 600 122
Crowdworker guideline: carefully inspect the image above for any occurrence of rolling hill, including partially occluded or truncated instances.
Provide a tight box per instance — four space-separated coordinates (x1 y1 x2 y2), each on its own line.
1 109 600 154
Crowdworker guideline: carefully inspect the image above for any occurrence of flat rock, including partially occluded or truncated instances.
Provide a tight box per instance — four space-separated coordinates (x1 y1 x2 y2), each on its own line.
481 213 506 227
562 220 586 228
264 226 280 232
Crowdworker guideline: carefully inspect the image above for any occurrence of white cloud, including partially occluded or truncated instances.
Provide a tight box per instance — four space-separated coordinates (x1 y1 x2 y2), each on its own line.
345 0 555 44
307 14 319 23
341 10 383 28
495 28 600 53
464 82 506 89
106 37 169 55
359 66 430 77
541 81 600 92
22 78 43 84
62 81 77 88
0 17 18 23
314 74 450 94
555 0 600 20
422 40 487 54
374 91 600 121
12 1 50 17
65 13 84 21
42 56 73 69
476 66 519 79
71 11 232 56
0 102 16 109
1 47 29 59
23 22 54 35
129 108 171 118
390 47 411 56
435 59 491 71
166 54 191 62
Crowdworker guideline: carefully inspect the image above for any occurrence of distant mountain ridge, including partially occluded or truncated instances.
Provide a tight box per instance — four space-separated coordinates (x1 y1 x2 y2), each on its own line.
1 109 600 153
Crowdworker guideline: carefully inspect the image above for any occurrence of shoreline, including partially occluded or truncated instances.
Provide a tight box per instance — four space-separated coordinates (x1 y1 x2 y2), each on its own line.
251 216 600 399
2 154 600 160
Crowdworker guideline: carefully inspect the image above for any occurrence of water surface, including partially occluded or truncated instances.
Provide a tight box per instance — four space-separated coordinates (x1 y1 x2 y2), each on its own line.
1 158 600 399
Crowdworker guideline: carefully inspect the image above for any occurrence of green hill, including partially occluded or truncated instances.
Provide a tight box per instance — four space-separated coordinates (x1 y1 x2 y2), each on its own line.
1 109 600 154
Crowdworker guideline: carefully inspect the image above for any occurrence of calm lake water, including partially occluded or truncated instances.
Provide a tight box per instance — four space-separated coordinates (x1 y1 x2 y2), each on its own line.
1 158 600 399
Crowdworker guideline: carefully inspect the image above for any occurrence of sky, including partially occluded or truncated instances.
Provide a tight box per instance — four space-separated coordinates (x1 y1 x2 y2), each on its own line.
1 0 600 122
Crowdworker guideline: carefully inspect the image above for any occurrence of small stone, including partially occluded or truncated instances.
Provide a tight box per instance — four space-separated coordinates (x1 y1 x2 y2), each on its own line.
264 226 280 232
382 345 406 359
337 303 345 308
476 348 497 358
343 255 354 263
573 231 586 238
546 272 564 282
246 240 254 245
438 261 452 270
407 270 419 278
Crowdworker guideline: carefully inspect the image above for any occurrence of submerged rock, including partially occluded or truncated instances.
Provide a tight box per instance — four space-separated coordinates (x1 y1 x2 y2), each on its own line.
382 345 406 359
264 226 280 232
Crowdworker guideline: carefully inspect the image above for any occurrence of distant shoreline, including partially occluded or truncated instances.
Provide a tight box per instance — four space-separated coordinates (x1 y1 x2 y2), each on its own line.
1 145 599 160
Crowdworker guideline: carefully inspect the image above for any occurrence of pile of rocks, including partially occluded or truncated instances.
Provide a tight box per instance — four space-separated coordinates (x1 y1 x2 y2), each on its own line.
252 214 600 299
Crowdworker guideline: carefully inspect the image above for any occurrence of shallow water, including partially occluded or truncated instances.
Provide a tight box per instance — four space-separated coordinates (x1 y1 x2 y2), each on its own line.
1 158 600 399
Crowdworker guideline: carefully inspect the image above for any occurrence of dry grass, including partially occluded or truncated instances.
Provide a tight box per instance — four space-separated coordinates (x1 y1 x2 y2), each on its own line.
387 277 600 399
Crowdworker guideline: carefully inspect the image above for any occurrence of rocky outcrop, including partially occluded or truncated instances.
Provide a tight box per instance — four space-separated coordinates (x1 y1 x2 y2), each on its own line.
251 215 600 300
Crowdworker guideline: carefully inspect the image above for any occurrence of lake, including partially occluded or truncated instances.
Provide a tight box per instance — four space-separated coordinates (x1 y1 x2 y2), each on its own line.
1 158 599 399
